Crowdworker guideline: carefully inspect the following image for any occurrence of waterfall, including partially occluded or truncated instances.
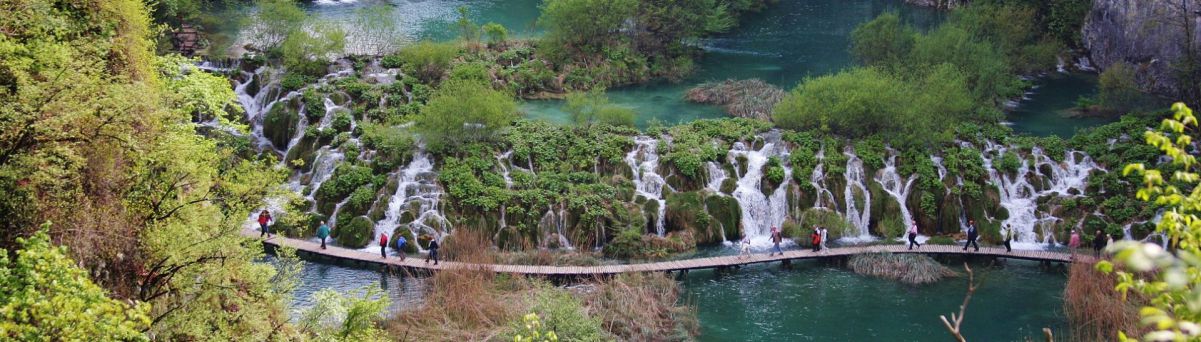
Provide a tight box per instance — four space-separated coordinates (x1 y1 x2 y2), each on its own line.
705 161 727 193
233 66 293 151
537 204 573 249
625 137 669 236
375 151 448 252
496 151 514 230
981 141 1098 245
728 131 792 246
873 150 918 237
810 148 837 210
843 148 872 239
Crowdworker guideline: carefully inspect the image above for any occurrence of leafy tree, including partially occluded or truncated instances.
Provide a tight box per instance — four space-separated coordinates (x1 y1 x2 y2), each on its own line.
396 41 461 83
537 0 637 61
351 4 404 56
633 0 734 57
280 20 346 76
251 0 307 51
298 287 390 342
1105 103 1201 341
850 12 915 67
564 89 636 128
417 79 518 152
456 6 480 42
482 22 509 45
0 228 151 341
160 56 242 125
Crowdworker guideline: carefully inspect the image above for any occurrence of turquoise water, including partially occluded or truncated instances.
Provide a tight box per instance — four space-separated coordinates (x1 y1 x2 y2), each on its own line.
301 0 543 42
283 256 1068 340
682 260 1067 341
1006 73 1111 137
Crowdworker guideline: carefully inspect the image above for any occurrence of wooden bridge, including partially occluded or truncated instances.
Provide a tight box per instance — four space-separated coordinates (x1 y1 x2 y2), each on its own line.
245 228 1089 276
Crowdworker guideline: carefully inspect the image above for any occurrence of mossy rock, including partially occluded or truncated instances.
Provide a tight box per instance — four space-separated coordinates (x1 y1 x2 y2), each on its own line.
642 200 661 234
704 194 742 241
936 193 963 234
336 215 374 248
665 191 713 243
263 101 300 150
390 226 418 254
719 178 737 194
799 208 852 241
283 135 319 171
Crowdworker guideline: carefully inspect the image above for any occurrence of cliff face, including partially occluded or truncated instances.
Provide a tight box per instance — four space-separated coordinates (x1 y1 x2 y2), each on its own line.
1083 0 1201 96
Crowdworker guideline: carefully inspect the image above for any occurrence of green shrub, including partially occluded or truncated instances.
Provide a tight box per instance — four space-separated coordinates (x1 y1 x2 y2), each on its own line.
281 73 314 92
302 88 326 121
314 163 375 215
397 41 460 82
335 215 374 248
331 111 353 133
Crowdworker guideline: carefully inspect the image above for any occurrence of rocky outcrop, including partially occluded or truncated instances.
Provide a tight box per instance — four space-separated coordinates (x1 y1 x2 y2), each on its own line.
1083 0 1201 96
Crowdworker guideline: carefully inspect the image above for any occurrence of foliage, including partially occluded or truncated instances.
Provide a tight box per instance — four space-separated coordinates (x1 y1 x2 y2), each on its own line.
360 123 415 172
849 12 915 68
160 56 242 125
517 287 605 341
513 313 560 342
417 79 518 152
772 67 972 146
315 163 376 214
336 216 375 249
351 4 404 56
563 89 637 128
455 6 480 42
251 0 306 51
280 20 346 76
0 229 151 341
1102 103 1201 341
483 23 509 45
537 0 638 61
298 287 390 342
1099 62 1145 114
396 41 461 83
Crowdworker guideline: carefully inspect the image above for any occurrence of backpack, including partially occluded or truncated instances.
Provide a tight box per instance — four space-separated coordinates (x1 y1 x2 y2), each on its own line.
396 236 407 248
379 234 388 246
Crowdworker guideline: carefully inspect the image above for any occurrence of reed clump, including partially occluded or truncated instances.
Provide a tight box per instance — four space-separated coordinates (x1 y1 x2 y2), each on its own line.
1064 260 1144 341
580 272 699 341
685 79 784 120
848 252 959 284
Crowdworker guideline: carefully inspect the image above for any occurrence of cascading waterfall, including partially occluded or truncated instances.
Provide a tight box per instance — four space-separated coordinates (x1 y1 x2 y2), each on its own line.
625 137 669 236
980 141 1098 245
703 161 730 243
810 149 837 211
374 151 448 252
496 151 514 230
873 150 918 236
728 131 792 246
843 148 872 239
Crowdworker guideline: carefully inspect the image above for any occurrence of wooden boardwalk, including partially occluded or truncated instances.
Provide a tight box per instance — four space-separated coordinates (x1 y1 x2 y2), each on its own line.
245 228 1090 276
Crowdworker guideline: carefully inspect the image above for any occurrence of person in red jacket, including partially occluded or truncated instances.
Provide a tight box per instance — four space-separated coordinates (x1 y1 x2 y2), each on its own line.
257 210 272 238
379 233 389 259
811 227 822 252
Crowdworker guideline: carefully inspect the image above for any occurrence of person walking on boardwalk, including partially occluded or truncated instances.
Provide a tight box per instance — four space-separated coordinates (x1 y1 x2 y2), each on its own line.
425 238 440 265
317 221 330 250
769 226 783 256
818 226 828 252
379 233 389 259
258 210 272 238
1068 229 1081 252
811 227 822 252
1092 229 1106 255
962 220 980 252
395 234 407 261
739 238 752 259
1001 224 1013 252
907 223 921 250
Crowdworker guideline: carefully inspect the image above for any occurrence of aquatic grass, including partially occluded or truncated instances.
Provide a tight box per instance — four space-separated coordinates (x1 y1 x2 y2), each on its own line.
580 272 699 341
685 79 785 120
1064 261 1144 341
847 252 958 285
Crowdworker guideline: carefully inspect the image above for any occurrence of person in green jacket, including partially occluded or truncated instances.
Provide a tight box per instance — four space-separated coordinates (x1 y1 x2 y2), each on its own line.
317 221 331 250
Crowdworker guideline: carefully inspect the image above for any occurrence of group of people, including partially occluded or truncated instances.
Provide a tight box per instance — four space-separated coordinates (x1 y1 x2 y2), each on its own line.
739 225 828 259
256 209 441 265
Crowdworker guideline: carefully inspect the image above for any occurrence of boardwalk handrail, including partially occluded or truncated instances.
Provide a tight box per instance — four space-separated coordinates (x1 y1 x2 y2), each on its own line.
246 228 1090 275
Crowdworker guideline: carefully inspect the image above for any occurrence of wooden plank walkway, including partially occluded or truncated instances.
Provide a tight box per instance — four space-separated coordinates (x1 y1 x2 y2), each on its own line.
245 228 1091 276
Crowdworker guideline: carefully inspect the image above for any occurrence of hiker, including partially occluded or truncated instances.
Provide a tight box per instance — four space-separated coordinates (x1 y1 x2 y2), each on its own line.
1001 224 1013 252
770 226 783 256
962 220 980 252
317 221 330 249
1092 230 1106 254
425 238 440 265
258 210 272 238
1067 229 1081 251
1106 234 1114 249
395 234 407 261
379 233 389 259
819 226 828 252
811 227 822 252
907 223 921 250
739 238 752 259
